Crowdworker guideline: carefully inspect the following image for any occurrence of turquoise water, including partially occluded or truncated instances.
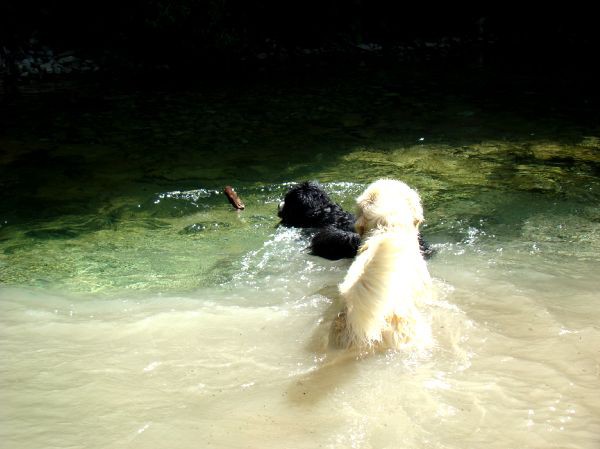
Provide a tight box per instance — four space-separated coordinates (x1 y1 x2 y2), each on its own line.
1 69 600 448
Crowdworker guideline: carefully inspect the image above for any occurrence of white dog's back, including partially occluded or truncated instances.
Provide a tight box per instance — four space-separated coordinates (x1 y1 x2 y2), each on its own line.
336 228 431 349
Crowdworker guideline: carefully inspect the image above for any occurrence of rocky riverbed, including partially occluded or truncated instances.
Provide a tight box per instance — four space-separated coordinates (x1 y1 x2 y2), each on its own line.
1 42 99 80
1 34 496 84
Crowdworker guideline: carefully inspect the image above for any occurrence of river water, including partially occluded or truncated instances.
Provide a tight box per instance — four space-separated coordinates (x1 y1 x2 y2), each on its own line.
1 67 599 448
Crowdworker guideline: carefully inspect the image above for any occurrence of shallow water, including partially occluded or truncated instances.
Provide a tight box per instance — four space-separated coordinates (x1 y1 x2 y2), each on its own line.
1 68 600 448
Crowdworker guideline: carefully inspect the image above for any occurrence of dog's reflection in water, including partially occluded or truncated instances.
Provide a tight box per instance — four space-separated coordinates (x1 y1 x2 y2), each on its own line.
286 285 370 405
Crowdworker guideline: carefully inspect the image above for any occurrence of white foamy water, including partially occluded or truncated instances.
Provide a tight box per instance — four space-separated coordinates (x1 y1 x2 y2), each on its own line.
1 218 599 449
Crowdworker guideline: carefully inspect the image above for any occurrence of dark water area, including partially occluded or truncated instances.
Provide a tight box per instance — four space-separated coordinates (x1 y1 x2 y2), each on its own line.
2 62 598 222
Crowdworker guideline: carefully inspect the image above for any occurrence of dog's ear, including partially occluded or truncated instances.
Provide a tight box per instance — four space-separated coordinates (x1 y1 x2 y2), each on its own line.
406 187 424 228
365 190 379 207
355 188 380 234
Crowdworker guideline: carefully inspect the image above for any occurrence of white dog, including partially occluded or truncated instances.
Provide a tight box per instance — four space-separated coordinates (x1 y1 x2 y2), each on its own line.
330 179 432 350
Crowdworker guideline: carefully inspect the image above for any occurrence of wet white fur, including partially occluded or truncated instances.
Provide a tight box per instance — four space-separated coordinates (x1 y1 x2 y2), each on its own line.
333 179 432 350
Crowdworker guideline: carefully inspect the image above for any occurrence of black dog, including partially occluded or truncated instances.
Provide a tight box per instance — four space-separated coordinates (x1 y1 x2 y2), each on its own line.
278 181 433 260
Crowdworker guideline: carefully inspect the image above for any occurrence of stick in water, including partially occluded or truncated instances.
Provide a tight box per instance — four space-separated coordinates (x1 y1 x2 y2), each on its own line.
224 186 245 210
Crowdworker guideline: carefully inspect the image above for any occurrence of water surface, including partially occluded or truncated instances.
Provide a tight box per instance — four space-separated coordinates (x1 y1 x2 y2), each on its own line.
1 68 599 448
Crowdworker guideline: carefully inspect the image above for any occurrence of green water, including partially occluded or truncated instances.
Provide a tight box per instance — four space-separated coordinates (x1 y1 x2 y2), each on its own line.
2 69 599 295
1 67 600 448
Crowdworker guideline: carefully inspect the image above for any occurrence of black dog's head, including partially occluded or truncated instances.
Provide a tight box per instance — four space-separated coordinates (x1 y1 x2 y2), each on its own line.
278 181 338 228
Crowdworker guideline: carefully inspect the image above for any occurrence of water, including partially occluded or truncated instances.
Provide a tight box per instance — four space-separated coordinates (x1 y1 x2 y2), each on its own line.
1 68 600 448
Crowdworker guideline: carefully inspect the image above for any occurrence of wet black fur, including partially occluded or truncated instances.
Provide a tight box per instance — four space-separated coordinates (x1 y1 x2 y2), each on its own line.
278 181 433 260
311 225 362 260
277 181 355 230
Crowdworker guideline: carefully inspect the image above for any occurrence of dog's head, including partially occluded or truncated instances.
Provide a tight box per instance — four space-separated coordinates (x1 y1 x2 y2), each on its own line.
278 181 336 227
354 179 424 236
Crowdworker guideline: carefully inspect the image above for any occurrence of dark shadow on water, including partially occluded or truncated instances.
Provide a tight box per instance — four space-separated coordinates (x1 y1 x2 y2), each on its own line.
286 283 365 406
286 350 361 406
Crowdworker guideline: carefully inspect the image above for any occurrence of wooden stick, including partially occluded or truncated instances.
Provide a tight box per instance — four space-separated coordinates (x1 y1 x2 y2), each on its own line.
224 185 245 210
